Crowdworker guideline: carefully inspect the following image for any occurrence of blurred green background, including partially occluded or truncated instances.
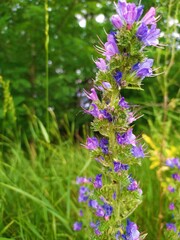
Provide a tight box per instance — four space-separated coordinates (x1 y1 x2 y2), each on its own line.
0 0 179 239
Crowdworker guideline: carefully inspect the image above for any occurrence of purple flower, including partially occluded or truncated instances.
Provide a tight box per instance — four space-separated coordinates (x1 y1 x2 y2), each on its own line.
79 210 83 216
113 191 117 200
127 178 139 191
99 138 109 154
169 203 175 210
116 0 144 28
166 223 177 232
84 88 98 101
141 7 156 25
102 203 113 218
94 174 103 188
172 173 180 182
114 71 123 86
100 109 113 122
85 137 99 150
102 81 112 89
85 103 104 119
119 97 129 109
131 145 145 158
95 58 108 72
127 112 136 124
166 158 180 169
115 230 121 240
78 186 89 202
137 23 160 46
104 33 119 60
167 185 175 192
133 59 154 79
96 205 105 217
111 14 123 29
126 219 140 240
117 129 136 146
76 177 91 184
113 161 129 172
73 222 82 231
90 221 101 235
89 199 99 208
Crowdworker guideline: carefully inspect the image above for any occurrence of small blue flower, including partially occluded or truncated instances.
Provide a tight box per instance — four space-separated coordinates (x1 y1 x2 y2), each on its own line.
99 138 109 154
131 145 145 158
94 174 103 188
73 221 82 231
114 71 123 85
166 223 177 232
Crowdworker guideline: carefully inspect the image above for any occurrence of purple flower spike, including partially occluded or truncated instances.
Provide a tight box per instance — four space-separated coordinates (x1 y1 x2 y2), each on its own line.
95 58 108 72
84 88 98 101
119 97 129 109
111 14 123 29
114 71 123 86
169 203 175 210
131 145 145 158
141 7 156 25
126 219 140 240
94 174 103 188
85 137 99 150
73 221 82 231
166 223 177 232
99 138 109 154
104 33 119 61
134 59 154 79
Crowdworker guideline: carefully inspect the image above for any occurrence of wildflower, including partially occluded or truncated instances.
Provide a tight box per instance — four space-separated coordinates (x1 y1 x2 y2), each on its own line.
126 219 140 240
104 33 119 60
169 203 175 210
127 177 139 191
113 161 129 172
85 103 104 119
94 174 103 188
137 23 160 46
99 138 109 154
141 7 156 25
95 58 108 72
131 145 145 158
73 222 82 231
79 210 83 216
116 0 144 28
78 186 89 202
111 14 123 29
114 71 123 85
96 205 105 217
89 199 99 208
133 59 154 79
119 97 129 109
117 129 136 146
85 137 99 150
90 221 101 235
100 109 113 122
166 223 177 232
172 173 180 182
84 88 99 101
127 112 136 124
167 185 175 192
76 177 91 184
102 203 113 218
102 81 112 89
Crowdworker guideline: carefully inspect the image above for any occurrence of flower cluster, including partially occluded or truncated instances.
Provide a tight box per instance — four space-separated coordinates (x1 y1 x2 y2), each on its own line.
74 0 161 239
164 157 180 239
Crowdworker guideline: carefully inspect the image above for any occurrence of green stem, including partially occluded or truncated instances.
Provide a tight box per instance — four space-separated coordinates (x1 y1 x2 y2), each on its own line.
45 0 49 130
